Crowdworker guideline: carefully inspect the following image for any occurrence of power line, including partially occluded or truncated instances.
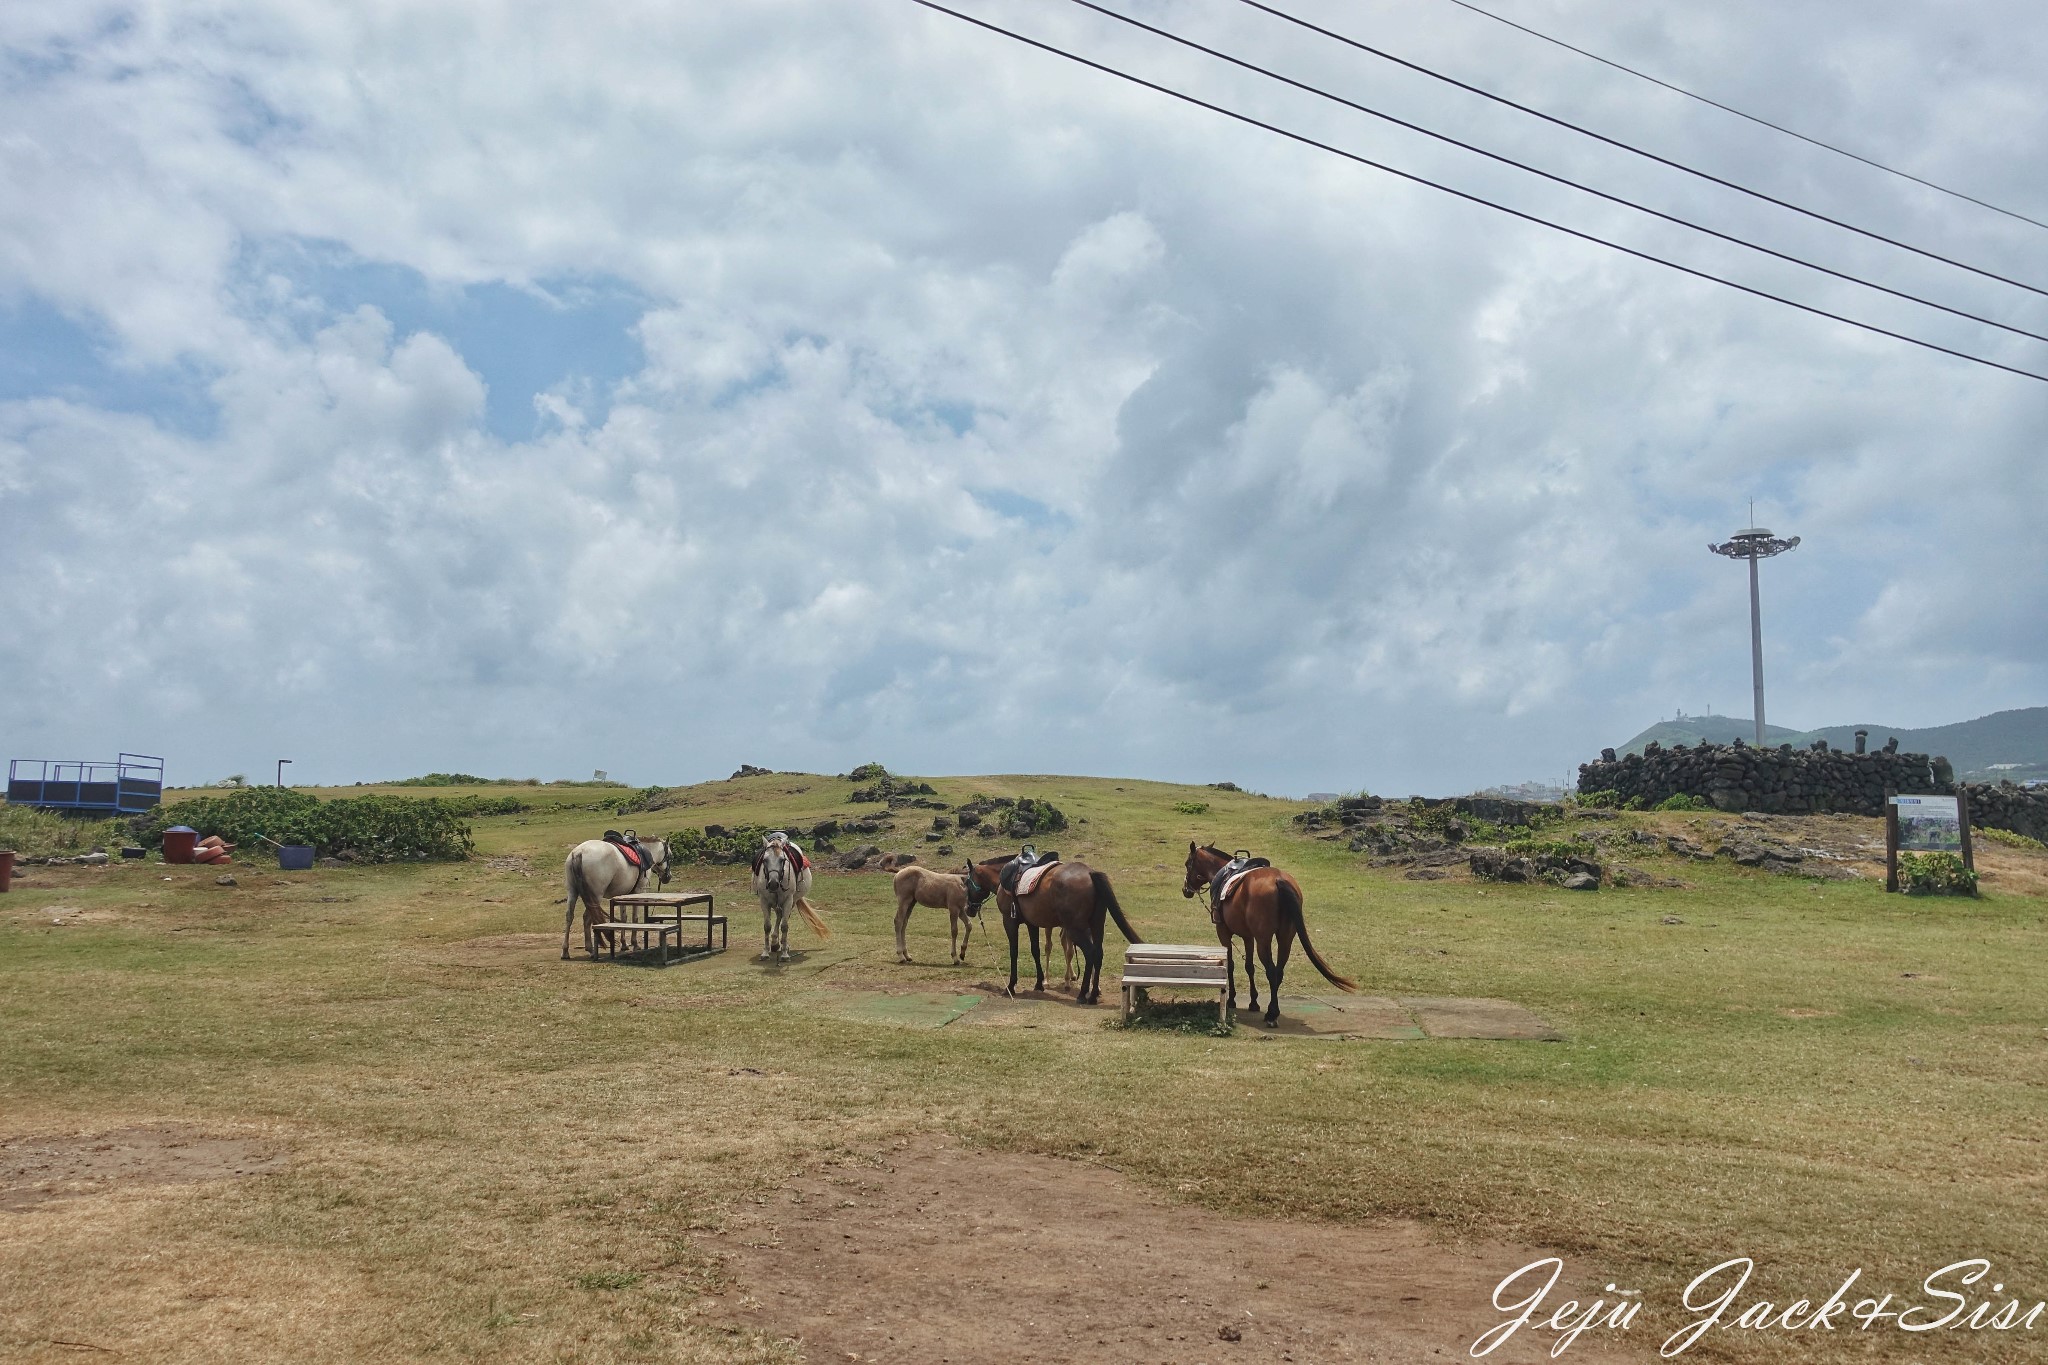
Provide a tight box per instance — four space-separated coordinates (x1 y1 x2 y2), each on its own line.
1229 0 2048 301
1442 0 2048 235
904 0 2048 385
1061 0 2048 348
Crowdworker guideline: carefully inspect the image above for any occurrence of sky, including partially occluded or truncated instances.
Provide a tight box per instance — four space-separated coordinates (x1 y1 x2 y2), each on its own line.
3 0 2044 796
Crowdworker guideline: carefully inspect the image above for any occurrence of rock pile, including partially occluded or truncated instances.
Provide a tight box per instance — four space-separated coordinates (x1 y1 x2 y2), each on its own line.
1294 794 1550 862
1468 846 1602 890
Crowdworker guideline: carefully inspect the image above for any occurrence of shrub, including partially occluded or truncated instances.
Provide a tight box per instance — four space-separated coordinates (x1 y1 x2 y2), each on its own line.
388 772 491 786
1979 827 2046 852
1654 794 1713 812
664 824 776 865
1898 851 1978 896
435 794 532 817
0 804 130 859
1173 801 1210 816
1576 790 1624 809
845 762 889 782
588 786 672 816
133 788 474 862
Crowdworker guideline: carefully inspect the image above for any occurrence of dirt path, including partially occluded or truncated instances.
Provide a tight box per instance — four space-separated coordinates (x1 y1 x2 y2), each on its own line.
1 1126 286 1211
712 1138 1636 1364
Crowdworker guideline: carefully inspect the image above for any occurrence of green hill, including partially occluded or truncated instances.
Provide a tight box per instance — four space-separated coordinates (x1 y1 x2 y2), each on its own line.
1617 706 2048 779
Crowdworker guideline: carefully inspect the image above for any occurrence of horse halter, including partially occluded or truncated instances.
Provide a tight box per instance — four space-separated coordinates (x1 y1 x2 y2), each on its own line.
1182 850 1216 899
962 863 990 916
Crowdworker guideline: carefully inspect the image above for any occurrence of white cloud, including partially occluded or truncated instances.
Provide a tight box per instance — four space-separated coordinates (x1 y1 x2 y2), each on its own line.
1 0 2044 793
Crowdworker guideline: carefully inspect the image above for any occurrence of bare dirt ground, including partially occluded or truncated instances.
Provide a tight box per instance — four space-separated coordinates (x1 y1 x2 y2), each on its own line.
0 1126 286 1211
711 1138 1635 1365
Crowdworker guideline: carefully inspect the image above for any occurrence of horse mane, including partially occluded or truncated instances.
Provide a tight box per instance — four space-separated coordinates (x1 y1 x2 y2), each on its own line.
1203 844 1230 858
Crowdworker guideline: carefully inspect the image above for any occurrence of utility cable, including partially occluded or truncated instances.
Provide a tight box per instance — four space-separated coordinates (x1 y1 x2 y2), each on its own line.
1442 0 2048 235
1228 0 2048 301
905 0 2048 384
1062 0 2048 347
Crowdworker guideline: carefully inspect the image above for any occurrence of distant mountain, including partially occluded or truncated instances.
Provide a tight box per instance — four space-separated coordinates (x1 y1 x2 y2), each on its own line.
1616 707 2048 780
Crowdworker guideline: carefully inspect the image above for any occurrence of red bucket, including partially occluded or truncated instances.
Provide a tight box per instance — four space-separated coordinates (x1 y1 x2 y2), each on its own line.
0 850 14 893
162 828 199 864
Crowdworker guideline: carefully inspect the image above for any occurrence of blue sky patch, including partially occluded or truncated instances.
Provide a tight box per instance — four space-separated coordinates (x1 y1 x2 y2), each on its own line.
0 295 219 437
259 243 650 441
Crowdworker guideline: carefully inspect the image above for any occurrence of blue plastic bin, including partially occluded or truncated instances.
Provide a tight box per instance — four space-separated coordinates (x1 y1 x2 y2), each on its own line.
277 845 316 871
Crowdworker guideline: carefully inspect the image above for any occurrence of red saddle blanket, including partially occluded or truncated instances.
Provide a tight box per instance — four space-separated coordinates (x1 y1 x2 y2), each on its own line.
752 843 811 874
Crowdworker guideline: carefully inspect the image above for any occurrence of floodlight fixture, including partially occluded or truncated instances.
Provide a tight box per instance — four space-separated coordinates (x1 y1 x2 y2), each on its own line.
1709 515 1800 746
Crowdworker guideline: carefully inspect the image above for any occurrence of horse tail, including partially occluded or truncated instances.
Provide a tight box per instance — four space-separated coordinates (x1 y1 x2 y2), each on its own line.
796 897 832 940
561 849 586 959
1278 878 1356 992
1091 871 1143 944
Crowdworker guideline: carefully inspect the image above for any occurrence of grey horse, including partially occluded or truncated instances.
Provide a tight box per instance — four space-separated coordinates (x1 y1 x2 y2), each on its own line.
561 834 671 959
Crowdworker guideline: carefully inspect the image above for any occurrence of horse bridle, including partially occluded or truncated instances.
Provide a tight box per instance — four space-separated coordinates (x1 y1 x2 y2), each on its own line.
962 863 991 917
761 843 791 894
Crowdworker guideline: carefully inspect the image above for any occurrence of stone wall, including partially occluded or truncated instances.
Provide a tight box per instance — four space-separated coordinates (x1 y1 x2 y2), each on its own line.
1964 782 2048 842
1576 738 2048 838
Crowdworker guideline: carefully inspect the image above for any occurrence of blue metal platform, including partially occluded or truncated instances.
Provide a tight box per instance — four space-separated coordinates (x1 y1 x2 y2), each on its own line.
6 754 164 816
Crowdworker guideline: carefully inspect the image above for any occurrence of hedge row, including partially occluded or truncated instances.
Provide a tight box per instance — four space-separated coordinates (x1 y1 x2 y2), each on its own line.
135 788 474 862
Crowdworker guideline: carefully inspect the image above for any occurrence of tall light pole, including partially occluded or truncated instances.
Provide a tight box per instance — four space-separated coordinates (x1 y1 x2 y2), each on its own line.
277 758 292 788
1709 512 1799 746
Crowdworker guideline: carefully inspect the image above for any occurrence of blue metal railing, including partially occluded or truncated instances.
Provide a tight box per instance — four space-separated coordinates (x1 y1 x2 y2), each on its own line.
6 753 164 815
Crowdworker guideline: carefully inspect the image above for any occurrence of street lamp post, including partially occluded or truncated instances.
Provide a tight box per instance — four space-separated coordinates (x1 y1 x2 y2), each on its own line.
1708 519 1799 746
278 759 293 788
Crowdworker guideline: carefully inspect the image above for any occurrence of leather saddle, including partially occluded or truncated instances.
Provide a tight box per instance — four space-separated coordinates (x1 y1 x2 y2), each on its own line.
603 829 650 870
1210 850 1271 919
999 845 1060 895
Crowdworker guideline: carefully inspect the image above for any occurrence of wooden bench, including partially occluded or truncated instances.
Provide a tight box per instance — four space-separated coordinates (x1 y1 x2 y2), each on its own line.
597 891 726 963
588 917 684 966
1121 943 1230 1025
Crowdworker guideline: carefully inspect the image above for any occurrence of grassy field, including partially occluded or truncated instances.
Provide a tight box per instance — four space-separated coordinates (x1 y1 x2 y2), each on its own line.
3 771 2045 1363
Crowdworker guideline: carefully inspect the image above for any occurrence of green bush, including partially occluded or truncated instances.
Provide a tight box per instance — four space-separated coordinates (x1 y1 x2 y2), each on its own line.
1655 794 1713 812
587 786 672 816
1898 851 1978 896
1576 790 1625 809
1173 801 1210 816
664 824 776 865
1979 827 2046 852
133 789 473 862
434 794 532 817
0 804 131 858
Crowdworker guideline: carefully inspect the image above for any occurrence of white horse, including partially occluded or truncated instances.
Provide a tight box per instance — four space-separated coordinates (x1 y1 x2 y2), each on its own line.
752 834 828 961
561 834 671 960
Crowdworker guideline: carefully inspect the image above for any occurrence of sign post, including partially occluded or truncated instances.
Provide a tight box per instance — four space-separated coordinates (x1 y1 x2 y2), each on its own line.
1886 794 1971 892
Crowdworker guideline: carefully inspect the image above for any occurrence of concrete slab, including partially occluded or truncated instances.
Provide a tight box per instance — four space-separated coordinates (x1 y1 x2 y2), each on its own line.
1263 995 1425 1040
801 990 984 1030
1400 996 1564 1042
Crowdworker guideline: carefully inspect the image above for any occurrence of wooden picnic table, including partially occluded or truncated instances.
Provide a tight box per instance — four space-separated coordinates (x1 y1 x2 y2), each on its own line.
591 891 725 965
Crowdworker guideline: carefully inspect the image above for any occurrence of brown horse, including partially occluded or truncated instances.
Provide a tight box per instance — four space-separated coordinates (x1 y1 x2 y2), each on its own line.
1183 843 1356 1025
966 855 1143 1004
